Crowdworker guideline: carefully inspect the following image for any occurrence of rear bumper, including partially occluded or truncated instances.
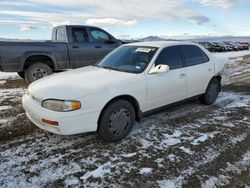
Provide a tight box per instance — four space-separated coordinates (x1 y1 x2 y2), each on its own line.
22 93 100 135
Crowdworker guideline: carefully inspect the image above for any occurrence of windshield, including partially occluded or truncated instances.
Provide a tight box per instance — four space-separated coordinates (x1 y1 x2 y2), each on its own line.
96 46 158 73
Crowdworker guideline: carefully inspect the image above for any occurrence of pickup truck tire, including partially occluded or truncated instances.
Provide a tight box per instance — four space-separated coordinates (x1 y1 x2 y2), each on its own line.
24 63 53 83
17 72 25 79
98 100 135 142
199 78 221 105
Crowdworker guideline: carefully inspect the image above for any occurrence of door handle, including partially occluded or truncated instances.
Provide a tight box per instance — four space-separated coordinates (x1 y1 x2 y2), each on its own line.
72 46 79 49
95 46 102 49
208 68 212 72
180 73 186 78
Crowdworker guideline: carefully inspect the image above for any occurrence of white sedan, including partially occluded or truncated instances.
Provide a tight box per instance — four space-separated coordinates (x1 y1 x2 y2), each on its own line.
22 41 228 141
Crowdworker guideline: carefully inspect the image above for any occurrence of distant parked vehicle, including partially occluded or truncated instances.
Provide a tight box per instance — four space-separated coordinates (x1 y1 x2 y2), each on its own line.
239 42 249 50
0 25 122 83
23 41 229 141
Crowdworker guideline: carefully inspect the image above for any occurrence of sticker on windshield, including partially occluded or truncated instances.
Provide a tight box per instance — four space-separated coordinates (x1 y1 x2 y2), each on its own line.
136 48 152 53
135 66 141 69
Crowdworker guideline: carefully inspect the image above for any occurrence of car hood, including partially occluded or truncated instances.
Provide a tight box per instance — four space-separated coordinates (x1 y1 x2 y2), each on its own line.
28 66 138 100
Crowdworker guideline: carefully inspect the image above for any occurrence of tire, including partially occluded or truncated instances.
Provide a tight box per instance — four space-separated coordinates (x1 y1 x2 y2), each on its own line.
199 78 221 105
17 72 25 79
24 63 53 84
98 100 135 142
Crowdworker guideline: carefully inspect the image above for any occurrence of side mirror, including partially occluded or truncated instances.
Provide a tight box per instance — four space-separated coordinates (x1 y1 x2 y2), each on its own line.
149 64 170 74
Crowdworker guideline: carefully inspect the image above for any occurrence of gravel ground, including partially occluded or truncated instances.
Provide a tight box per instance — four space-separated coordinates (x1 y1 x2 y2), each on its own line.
0 52 249 188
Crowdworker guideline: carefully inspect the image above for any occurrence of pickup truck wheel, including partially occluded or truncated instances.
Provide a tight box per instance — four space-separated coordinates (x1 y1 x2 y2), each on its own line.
199 78 221 105
98 100 135 142
24 63 52 83
17 72 25 79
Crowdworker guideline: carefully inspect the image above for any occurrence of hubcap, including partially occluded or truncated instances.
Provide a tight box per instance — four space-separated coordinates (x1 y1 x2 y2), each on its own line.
32 68 48 80
108 108 131 136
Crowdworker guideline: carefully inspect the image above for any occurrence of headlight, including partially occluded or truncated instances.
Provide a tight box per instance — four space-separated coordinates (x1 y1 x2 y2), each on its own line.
41 99 81 112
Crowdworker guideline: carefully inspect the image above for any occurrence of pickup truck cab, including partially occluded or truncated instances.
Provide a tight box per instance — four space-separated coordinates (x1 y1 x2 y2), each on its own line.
22 41 228 142
0 25 122 83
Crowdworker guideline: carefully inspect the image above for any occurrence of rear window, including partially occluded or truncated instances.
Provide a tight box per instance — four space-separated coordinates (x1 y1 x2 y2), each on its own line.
182 45 206 66
56 28 66 42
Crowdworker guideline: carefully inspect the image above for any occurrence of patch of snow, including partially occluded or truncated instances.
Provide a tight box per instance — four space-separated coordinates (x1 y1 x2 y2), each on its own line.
81 162 112 180
159 180 176 188
0 80 6 84
179 146 193 155
160 130 182 147
0 72 18 80
214 50 250 59
191 133 216 145
139 167 153 175
0 105 12 111
0 119 8 124
121 152 137 158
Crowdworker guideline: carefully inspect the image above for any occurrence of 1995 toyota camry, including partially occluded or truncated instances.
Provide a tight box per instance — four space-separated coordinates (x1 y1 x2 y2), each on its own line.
22 41 228 141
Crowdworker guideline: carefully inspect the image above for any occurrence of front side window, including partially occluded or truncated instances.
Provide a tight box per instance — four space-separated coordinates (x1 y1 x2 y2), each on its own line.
56 28 66 42
97 46 158 73
155 46 183 70
182 45 204 66
90 29 110 42
72 28 89 42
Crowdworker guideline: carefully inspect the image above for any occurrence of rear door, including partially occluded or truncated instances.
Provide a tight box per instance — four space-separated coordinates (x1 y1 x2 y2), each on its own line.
68 27 96 68
146 45 187 110
182 45 214 97
88 28 120 62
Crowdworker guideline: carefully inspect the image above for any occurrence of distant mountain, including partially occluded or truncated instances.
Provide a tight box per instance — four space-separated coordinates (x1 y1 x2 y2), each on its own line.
139 36 169 42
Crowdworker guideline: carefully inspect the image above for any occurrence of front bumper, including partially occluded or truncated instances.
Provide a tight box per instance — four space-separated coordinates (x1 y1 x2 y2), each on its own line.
22 94 100 135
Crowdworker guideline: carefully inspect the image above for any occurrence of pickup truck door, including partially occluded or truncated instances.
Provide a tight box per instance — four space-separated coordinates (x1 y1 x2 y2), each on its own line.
146 46 187 111
182 45 214 98
68 27 96 68
88 28 121 62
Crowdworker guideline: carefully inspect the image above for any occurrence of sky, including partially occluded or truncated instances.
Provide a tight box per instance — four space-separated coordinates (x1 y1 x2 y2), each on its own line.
0 0 249 40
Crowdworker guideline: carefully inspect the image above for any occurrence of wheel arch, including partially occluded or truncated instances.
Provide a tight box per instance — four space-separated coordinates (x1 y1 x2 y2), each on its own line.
97 95 142 126
20 53 57 71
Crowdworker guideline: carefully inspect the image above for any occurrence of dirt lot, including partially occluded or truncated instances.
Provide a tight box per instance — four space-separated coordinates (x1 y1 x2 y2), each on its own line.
0 53 250 187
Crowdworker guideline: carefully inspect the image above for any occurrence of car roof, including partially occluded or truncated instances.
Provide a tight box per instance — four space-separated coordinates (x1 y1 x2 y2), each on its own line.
123 41 199 48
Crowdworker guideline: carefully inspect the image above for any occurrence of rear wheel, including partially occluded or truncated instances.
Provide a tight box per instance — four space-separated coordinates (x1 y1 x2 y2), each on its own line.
24 63 52 84
98 100 135 142
199 78 221 105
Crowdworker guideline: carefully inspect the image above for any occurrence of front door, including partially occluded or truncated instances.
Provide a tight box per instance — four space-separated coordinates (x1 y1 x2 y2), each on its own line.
146 46 187 111
68 27 96 68
88 28 120 62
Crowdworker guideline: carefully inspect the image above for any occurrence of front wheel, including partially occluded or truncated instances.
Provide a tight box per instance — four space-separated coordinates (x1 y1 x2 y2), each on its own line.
24 63 53 84
199 78 221 105
98 100 135 142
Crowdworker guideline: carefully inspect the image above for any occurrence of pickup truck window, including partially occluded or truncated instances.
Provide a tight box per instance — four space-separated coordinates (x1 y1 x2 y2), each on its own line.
182 45 204 66
90 29 110 42
155 46 183 70
72 28 89 43
56 28 66 42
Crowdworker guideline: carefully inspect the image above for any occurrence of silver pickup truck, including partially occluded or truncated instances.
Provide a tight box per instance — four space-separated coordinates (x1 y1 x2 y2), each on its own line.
0 25 122 83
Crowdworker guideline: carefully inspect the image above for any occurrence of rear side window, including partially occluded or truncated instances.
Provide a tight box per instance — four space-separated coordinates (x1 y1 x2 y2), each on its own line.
72 28 89 42
155 46 183 70
56 28 66 42
182 45 205 66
